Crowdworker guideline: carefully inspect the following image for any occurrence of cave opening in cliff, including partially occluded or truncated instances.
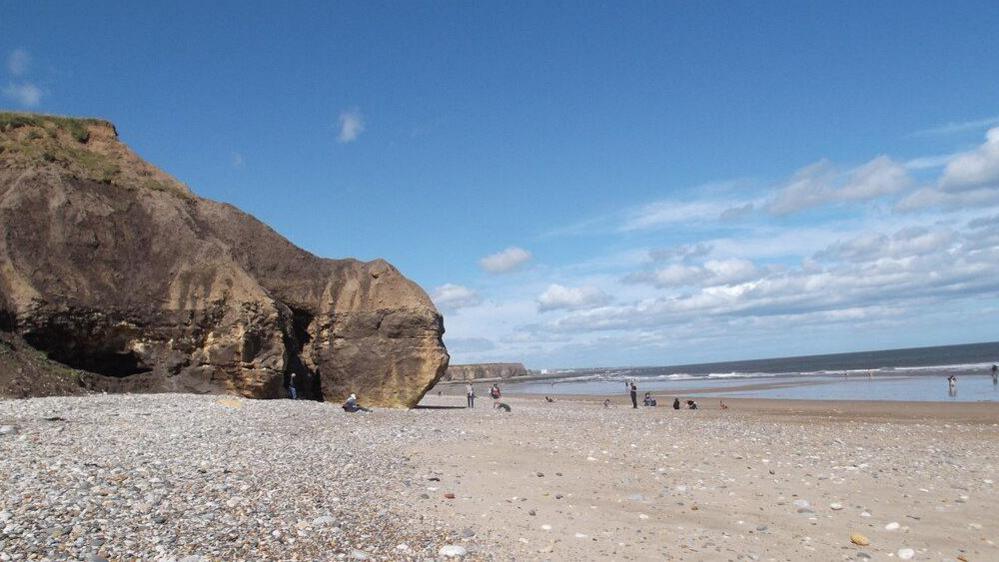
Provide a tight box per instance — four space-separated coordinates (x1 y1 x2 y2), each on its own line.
284 306 323 401
55 350 152 378
23 333 152 378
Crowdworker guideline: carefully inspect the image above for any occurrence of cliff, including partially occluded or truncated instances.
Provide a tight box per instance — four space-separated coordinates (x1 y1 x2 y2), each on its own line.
0 113 449 407
444 363 529 381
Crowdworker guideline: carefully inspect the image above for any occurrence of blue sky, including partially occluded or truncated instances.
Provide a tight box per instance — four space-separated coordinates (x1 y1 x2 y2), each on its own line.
4 1 999 368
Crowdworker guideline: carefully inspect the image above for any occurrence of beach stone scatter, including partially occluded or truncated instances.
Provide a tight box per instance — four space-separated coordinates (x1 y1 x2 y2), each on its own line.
0 395 478 560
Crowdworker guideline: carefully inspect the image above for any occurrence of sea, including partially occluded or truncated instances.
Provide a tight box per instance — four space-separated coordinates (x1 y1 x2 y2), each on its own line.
502 341 999 403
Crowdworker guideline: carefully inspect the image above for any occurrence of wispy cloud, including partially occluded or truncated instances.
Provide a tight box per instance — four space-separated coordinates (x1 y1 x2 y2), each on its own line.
767 156 911 215
904 153 956 170
2 82 42 107
7 48 30 76
912 115 999 137
479 247 532 273
537 284 610 312
432 283 483 311
231 151 245 169
337 108 365 143
621 199 738 231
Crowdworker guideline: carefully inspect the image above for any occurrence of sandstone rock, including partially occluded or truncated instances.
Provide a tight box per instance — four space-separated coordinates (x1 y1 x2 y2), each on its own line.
0 113 448 406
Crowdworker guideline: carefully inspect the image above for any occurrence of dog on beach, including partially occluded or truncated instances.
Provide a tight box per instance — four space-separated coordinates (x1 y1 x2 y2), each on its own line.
493 402 511 412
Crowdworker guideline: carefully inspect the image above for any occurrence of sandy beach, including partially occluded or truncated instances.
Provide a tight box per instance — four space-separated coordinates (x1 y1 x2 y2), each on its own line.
413 393 998 561
2 393 997 561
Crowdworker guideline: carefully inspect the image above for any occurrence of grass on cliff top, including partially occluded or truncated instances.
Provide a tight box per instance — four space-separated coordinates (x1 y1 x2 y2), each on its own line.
0 111 187 197
0 112 112 144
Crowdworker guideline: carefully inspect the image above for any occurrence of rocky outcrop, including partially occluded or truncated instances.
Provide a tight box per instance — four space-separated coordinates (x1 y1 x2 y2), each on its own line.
444 363 529 381
0 113 449 407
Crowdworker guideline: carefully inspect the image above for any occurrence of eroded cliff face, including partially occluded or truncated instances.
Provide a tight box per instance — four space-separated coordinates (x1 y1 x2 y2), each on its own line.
444 363 529 381
0 113 448 407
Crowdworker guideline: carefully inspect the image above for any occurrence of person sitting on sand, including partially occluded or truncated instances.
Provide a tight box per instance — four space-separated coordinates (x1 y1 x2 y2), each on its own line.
686 399 698 410
719 400 729 410
342 393 372 413
642 392 657 407
545 396 555 403
673 397 681 410
603 399 611 408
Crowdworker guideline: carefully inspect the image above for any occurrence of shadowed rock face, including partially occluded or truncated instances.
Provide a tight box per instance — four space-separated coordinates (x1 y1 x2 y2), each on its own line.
0 113 449 407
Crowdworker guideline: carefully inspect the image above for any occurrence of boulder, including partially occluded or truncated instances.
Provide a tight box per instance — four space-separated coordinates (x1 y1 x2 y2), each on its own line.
0 113 448 407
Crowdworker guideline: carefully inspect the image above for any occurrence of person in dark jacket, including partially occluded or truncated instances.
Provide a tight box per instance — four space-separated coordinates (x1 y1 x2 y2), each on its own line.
342 393 371 413
629 382 638 409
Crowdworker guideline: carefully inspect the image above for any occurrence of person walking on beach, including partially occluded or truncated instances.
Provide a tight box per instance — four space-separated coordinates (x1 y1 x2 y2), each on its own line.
288 372 297 400
629 382 638 409
466 383 476 408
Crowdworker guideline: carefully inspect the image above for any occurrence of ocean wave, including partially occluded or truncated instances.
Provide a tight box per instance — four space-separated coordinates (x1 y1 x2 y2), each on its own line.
531 361 996 386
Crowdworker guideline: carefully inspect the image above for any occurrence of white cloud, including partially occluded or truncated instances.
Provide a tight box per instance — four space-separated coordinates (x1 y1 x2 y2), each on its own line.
231 151 245 169
703 258 758 285
905 153 957 170
767 156 912 215
479 246 532 273
939 127 999 191
817 226 955 262
627 258 757 289
537 284 610 312
720 202 755 220
7 48 30 76
913 116 999 136
2 82 42 107
648 243 712 263
621 199 734 231
432 283 482 311
337 108 365 143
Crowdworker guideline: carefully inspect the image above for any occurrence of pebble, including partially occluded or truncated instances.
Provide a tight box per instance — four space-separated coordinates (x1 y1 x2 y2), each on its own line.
850 533 870 546
0 425 16 435
884 521 900 531
438 545 467 558
829 503 844 510
0 394 472 560
897 548 914 560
